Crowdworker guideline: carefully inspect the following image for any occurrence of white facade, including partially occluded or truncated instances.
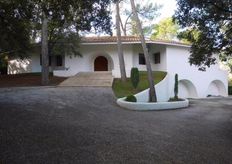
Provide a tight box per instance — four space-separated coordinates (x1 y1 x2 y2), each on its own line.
52 43 169 78
8 39 228 99
166 46 228 98
54 44 134 77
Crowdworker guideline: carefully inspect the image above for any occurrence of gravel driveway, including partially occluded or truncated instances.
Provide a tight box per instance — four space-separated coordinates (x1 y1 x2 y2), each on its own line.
0 87 232 164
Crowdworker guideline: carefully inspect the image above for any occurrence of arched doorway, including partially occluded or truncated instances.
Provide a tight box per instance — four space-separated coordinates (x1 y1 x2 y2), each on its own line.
206 80 227 96
178 79 198 98
94 56 108 71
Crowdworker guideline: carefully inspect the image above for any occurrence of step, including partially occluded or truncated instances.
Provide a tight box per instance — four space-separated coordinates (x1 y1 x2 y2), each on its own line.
59 71 113 87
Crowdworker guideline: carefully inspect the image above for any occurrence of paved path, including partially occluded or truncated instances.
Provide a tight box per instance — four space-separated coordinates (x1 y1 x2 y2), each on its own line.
0 87 232 163
59 72 113 87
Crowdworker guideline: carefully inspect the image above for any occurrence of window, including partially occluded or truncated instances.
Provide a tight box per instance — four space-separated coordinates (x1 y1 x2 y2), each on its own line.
139 53 146 65
154 52 160 64
40 55 64 67
56 55 63 67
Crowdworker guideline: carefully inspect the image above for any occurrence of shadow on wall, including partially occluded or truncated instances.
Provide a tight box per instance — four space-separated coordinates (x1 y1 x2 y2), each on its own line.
178 79 198 98
8 59 32 74
206 80 227 97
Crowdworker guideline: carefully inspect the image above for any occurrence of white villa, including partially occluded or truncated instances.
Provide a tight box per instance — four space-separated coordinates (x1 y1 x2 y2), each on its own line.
8 36 228 99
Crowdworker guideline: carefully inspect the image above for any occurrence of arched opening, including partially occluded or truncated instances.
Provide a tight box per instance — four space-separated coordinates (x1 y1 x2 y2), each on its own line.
206 80 227 97
94 56 108 71
178 79 198 98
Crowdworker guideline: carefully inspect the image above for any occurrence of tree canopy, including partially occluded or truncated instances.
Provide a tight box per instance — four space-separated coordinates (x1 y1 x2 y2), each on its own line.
32 0 112 56
118 0 161 36
35 0 113 84
0 0 113 83
174 0 232 71
0 0 33 57
151 17 179 40
0 0 112 57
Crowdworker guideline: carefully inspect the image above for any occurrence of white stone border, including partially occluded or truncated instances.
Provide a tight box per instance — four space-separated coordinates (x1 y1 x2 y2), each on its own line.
117 98 189 111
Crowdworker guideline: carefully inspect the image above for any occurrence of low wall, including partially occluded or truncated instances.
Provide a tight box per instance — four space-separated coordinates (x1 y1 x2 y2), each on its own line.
116 73 190 111
135 74 170 102
117 98 189 111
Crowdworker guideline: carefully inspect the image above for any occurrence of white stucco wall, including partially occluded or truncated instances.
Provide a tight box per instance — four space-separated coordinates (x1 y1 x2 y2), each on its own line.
54 44 134 78
8 53 41 74
54 43 167 78
7 42 228 99
8 58 32 74
30 53 41 72
132 44 167 72
166 46 228 98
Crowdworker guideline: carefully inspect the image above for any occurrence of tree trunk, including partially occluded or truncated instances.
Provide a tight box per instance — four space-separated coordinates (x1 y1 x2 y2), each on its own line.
41 13 49 85
116 1 127 81
119 14 127 36
130 0 157 102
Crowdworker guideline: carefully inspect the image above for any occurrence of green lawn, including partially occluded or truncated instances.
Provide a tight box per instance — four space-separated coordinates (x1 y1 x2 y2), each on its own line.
112 71 167 98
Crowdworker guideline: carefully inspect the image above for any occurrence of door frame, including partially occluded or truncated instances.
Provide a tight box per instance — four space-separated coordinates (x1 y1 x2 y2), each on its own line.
91 53 114 72
94 56 108 71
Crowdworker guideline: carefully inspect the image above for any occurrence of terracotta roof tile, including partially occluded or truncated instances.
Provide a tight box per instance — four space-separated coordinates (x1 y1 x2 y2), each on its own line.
81 36 191 47
81 36 139 43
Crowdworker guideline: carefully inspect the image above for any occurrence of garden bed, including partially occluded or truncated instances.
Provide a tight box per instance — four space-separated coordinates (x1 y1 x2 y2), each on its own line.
117 98 189 111
0 73 67 88
112 71 167 98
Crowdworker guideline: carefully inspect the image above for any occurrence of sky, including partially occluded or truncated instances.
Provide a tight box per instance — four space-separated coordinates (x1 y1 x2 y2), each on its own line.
117 0 177 23
87 0 177 36
118 0 177 34
153 0 177 22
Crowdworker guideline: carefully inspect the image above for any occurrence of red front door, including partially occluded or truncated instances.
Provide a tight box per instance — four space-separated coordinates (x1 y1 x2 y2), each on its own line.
94 56 108 71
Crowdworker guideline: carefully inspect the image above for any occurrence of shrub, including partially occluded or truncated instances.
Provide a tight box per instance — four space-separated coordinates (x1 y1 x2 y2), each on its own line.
0 56 8 75
229 86 232 95
130 67 139 89
125 95 137 102
174 74 178 99
0 67 7 75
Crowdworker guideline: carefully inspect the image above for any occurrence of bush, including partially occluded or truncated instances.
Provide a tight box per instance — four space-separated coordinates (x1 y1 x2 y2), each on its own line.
174 74 178 99
130 67 139 89
0 67 7 75
229 86 232 95
125 95 137 102
0 56 8 75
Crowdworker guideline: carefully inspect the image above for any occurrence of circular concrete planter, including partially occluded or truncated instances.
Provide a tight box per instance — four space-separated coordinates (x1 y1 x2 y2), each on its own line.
117 98 189 111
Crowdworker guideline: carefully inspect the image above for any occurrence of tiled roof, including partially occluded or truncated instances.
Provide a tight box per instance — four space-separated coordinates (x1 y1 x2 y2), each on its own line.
81 36 191 47
81 36 140 43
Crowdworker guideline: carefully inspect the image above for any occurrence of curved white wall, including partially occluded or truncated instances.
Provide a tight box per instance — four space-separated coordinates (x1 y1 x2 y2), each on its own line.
178 80 198 98
135 74 169 102
207 82 219 96
206 80 227 96
166 46 228 98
